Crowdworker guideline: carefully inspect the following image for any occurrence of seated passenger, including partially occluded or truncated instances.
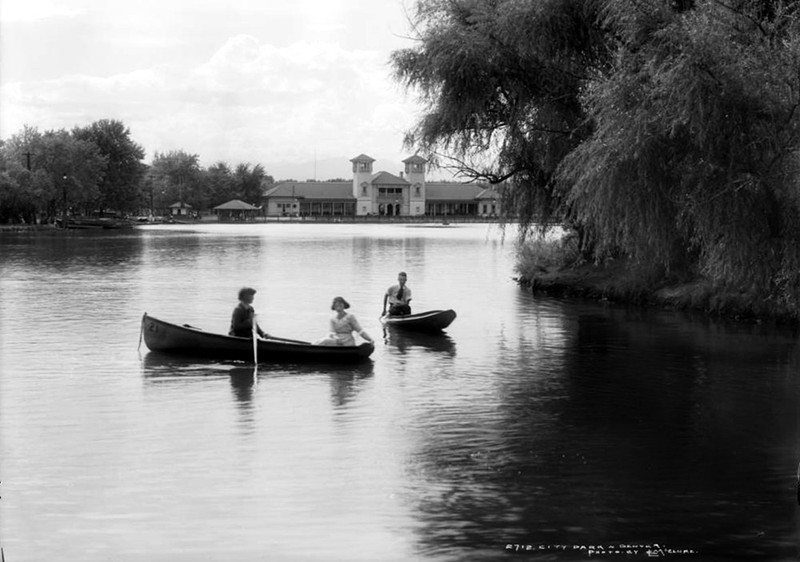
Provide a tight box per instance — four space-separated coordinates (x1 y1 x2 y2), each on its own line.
383 271 412 316
316 296 373 346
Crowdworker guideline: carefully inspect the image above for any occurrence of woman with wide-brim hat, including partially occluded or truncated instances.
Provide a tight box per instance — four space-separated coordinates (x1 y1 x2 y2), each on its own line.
315 296 373 346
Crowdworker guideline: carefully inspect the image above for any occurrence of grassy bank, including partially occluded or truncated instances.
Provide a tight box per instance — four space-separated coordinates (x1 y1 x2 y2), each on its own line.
515 236 800 325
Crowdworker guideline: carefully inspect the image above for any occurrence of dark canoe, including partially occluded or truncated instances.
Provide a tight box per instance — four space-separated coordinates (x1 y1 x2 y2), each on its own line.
380 309 457 332
140 313 374 363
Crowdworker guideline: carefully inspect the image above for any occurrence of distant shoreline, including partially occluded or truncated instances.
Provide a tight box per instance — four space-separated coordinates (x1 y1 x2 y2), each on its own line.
0 216 509 232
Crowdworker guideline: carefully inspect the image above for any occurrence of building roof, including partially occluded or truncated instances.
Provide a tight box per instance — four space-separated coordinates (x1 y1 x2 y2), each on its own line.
476 187 503 200
349 153 375 163
371 171 408 185
214 199 261 211
266 182 353 200
402 155 427 164
426 182 493 201
168 201 192 209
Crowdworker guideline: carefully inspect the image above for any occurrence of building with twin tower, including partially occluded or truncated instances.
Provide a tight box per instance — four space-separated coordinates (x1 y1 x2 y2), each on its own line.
263 154 502 218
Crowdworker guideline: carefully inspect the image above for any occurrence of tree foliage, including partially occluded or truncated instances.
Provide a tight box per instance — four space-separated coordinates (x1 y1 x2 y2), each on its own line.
234 163 271 205
393 0 800 309
0 121 275 224
72 119 146 213
203 162 236 208
149 150 202 209
1 126 106 221
392 0 608 227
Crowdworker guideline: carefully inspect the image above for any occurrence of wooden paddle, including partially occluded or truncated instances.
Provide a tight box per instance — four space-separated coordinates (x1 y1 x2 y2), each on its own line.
251 312 258 383
138 314 145 351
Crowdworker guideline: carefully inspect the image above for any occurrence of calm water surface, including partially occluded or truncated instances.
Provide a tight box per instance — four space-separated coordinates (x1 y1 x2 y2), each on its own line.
1 223 798 561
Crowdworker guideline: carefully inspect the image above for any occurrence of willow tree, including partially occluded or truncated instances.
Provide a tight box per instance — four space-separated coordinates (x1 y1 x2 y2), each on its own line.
561 1 800 304
391 0 609 229
393 0 800 310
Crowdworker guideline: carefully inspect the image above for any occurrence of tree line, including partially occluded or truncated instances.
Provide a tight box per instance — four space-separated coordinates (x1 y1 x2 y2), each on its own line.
0 119 274 224
392 0 800 313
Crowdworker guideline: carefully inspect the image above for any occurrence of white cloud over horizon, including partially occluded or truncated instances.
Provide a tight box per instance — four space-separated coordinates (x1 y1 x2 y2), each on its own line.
0 0 84 22
0 1 440 180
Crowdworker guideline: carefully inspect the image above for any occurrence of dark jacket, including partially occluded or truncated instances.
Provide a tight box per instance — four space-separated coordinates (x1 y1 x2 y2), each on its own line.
229 302 265 338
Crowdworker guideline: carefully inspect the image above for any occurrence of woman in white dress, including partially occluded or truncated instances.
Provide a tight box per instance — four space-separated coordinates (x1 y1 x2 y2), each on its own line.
316 296 373 346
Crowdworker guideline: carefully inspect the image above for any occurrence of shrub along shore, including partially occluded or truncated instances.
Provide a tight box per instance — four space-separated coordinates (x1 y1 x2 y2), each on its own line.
515 237 800 327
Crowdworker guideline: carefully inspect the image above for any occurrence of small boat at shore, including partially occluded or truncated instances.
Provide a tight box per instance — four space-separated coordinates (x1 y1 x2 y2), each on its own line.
140 313 374 363
380 309 456 332
56 217 133 229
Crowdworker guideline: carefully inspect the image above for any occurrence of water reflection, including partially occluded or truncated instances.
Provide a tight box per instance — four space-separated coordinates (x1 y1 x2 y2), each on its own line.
400 305 800 560
139 351 234 377
0 229 146 270
383 326 457 356
354 236 425 266
4 225 799 562
228 366 258 406
141 351 375 411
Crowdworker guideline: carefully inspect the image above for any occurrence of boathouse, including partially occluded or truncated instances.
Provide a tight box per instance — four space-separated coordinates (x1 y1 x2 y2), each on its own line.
168 201 193 216
213 199 262 222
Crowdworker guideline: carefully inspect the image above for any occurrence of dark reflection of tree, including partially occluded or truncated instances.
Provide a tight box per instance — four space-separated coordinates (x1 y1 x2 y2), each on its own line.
3 229 147 270
544 313 800 558
403 307 800 560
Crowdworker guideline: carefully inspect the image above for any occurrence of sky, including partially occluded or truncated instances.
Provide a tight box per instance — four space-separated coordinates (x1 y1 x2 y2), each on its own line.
0 0 446 180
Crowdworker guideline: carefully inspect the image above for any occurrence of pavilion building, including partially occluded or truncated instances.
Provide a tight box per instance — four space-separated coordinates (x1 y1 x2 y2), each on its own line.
262 154 502 218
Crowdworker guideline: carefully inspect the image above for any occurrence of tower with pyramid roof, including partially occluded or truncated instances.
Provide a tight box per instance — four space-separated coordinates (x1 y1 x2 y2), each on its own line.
350 154 375 216
403 155 426 216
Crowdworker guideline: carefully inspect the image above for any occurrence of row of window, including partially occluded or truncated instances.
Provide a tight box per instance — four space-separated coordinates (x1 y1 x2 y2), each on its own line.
363 186 423 197
378 187 402 195
271 200 497 216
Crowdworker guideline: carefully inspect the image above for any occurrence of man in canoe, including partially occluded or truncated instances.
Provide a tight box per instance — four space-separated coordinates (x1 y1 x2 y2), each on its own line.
383 271 412 316
229 287 269 338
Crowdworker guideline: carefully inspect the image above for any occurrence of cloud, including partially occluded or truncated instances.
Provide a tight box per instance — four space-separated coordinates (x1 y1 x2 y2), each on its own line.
0 0 84 22
0 34 421 176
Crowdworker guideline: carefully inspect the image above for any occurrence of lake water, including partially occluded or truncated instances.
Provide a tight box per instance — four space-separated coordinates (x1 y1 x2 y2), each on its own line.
1 223 798 561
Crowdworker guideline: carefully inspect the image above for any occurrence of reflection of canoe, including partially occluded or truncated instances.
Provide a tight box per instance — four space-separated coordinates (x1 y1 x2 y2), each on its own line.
384 327 456 355
380 309 456 332
141 313 374 363
141 351 375 377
